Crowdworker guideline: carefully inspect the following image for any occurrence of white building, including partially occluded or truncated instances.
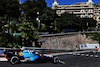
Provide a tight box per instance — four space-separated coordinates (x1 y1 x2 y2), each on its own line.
52 0 100 25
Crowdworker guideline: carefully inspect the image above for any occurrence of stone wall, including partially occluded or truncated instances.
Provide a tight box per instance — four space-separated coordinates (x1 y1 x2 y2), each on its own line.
39 34 98 50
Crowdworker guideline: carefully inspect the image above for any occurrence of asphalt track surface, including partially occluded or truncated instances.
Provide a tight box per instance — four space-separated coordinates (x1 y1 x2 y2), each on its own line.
1 52 100 67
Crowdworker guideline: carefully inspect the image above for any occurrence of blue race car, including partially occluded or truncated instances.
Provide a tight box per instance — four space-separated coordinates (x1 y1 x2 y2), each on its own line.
5 48 65 65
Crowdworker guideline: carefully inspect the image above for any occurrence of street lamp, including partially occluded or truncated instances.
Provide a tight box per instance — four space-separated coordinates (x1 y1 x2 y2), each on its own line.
36 12 40 35
36 12 40 29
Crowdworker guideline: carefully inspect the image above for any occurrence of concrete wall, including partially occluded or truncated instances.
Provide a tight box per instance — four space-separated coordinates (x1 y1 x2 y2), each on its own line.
39 34 98 50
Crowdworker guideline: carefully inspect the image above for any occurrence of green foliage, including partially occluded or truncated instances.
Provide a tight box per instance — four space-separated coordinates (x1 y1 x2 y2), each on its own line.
40 7 55 25
21 0 47 20
80 18 97 30
56 12 81 31
0 0 20 33
39 23 48 31
40 7 55 32
1 17 19 33
0 33 21 48
18 22 39 46
56 12 97 32
0 0 47 47
0 0 21 18
0 17 3 32
86 32 100 44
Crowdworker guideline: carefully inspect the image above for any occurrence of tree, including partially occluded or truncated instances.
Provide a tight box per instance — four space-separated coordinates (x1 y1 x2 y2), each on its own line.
0 0 21 33
9 18 19 33
0 17 4 32
56 12 81 31
40 7 55 32
0 0 47 47
1 17 20 33
80 18 97 30
0 0 21 19
56 12 97 32
21 0 47 20
40 7 55 25
0 33 21 48
86 32 100 44
18 22 39 46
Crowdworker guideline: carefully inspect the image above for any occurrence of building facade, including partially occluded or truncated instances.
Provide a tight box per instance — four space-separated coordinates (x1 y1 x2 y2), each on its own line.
52 0 100 25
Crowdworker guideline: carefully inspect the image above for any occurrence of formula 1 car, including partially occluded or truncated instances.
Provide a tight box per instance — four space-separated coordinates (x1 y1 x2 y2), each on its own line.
5 48 65 65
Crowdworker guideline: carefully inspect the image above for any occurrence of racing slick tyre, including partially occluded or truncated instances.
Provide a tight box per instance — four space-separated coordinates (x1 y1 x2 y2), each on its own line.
53 57 65 64
10 56 20 65
53 57 59 64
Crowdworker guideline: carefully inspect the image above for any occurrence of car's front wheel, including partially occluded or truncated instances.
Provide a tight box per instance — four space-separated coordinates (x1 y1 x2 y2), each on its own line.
10 56 19 65
53 57 65 64
53 57 59 64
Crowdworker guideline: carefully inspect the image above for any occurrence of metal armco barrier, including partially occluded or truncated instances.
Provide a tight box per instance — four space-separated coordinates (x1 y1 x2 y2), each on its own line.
0 47 96 54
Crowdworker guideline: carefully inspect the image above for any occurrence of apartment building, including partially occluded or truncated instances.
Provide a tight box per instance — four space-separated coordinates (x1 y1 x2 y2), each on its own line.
52 0 100 25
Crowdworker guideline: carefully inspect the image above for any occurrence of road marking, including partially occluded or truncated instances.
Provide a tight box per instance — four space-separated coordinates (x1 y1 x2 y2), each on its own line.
81 54 84 56
86 54 89 56
71 52 100 58
77 53 80 56
95 55 98 58
90 55 93 57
